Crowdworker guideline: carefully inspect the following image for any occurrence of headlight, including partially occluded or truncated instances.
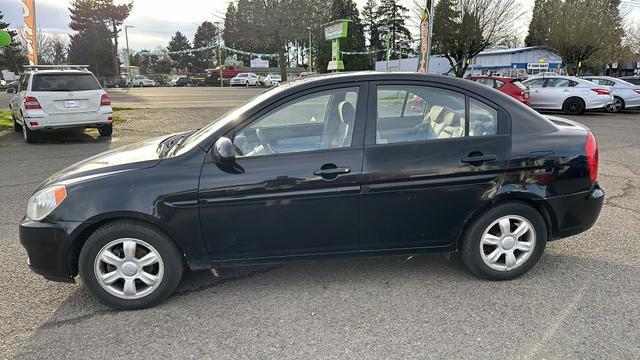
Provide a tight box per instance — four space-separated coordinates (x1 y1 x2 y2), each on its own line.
27 185 67 221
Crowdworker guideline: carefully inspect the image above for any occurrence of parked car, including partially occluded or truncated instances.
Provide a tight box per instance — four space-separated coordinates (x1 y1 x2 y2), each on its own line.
581 76 640 113
130 75 157 87
104 75 127 88
20 72 603 309
620 76 640 85
230 72 260 87
261 74 282 87
170 76 190 87
467 76 531 106
8 66 113 143
522 75 613 115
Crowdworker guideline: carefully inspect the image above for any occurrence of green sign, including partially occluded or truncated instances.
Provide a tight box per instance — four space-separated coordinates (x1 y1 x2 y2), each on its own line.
324 19 351 72
0 31 11 47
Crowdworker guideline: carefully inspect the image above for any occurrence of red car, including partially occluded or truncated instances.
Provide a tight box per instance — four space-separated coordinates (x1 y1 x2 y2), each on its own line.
467 76 531 106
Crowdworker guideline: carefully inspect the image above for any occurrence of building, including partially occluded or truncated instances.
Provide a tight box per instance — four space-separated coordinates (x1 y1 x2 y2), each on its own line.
375 46 565 77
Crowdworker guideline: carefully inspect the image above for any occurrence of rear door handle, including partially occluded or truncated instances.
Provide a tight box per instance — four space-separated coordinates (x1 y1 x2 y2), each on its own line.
461 155 497 164
313 167 351 176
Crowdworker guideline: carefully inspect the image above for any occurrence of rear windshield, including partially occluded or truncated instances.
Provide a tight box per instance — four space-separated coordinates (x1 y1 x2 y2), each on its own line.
32 73 101 92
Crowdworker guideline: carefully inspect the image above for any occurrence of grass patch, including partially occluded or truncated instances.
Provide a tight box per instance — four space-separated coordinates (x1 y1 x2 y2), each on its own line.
112 111 126 124
112 106 137 111
0 111 13 131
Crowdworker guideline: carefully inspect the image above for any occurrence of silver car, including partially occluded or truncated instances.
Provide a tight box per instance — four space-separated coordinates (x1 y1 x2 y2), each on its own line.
523 75 614 115
582 76 640 113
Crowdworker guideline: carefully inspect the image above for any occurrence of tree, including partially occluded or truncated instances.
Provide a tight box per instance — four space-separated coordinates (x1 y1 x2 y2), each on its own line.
192 21 220 73
0 11 28 72
547 0 623 75
377 0 413 60
69 0 132 75
362 0 382 64
524 0 555 47
167 31 192 72
17 30 69 65
69 22 115 76
432 0 522 77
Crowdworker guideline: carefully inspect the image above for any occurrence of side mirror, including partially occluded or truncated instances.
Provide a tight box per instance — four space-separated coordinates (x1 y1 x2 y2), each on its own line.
213 137 236 164
6 87 15 94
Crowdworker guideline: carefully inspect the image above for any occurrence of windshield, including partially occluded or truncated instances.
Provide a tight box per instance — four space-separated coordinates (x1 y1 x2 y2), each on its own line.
32 73 101 92
173 85 287 156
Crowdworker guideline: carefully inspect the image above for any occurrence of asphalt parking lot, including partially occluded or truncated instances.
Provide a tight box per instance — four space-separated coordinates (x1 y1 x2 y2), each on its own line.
1 87 639 359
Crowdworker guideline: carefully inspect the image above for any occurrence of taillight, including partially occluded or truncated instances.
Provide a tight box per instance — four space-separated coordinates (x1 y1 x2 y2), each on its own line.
23 96 42 110
585 131 598 182
100 94 111 106
634 89 640 95
591 88 610 95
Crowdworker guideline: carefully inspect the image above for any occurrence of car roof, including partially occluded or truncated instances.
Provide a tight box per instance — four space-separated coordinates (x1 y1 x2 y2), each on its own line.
26 69 91 75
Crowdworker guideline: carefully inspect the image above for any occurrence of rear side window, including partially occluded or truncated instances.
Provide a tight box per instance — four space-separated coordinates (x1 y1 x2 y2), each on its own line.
469 99 498 137
545 78 571 88
31 74 101 91
494 80 505 89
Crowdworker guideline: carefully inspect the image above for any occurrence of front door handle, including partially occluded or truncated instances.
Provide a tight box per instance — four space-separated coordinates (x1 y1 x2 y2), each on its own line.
313 167 351 176
461 154 497 164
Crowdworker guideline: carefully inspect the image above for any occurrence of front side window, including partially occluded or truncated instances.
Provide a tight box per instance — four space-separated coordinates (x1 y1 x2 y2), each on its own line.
376 85 466 144
234 87 359 157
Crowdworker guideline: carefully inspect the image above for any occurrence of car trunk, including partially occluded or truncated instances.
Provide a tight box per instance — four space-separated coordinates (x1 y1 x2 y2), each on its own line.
30 73 103 116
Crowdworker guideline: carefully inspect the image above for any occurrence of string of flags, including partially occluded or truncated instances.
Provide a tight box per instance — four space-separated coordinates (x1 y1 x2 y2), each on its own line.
138 45 283 59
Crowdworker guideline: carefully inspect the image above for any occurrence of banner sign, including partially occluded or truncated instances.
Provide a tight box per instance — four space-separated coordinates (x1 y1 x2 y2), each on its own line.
22 0 37 65
139 45 282 59
417 10 430 73
527 63 549 70
250 58 269 68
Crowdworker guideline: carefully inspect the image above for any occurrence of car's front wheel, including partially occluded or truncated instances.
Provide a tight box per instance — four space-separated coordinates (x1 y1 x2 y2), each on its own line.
79 220 184 310
461 202 547 280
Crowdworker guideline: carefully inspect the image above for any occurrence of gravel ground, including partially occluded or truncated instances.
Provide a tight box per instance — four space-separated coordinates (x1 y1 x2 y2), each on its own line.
0 88 639 359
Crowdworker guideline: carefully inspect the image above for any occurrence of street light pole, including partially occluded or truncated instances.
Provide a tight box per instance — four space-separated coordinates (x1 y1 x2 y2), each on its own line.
124 25 135 88
425 0 435 73
215 22 224 88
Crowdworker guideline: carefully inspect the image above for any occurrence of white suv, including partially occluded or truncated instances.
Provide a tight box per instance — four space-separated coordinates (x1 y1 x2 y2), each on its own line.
8 66 113 143
130 75 157 87
230 73 260 87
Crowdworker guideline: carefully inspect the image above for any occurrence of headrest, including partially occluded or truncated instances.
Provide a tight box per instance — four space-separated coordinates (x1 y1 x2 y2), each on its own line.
443 112 456 126
338 101 355 124
426 105 445 124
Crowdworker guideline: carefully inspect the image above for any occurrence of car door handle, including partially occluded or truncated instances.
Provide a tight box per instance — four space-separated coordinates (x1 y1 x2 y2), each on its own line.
461 155 497 164
313 167 351 176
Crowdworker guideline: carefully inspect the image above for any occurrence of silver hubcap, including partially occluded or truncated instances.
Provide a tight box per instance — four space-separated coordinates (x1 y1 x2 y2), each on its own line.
94 238 164 300
479 215 536 271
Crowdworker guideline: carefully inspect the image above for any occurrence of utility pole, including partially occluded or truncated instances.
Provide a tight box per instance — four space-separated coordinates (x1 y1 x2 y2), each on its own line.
386 32 390 72
125 25 135 88
425 0 435 73
307 27 313 72
215 21 224 87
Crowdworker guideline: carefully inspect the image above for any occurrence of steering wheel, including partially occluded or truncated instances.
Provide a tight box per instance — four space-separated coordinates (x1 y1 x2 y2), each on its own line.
255 128 275 154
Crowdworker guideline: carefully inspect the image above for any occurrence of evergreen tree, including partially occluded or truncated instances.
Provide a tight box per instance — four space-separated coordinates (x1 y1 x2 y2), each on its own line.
377 0 412 60
362 0 382 63
192 21 220 73
524 0 554 47
68 22 115 76
167 31 192 72
0 11 28 73
69 0 132 75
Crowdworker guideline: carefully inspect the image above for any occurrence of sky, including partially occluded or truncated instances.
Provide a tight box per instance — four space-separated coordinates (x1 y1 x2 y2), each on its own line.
0 0 639 51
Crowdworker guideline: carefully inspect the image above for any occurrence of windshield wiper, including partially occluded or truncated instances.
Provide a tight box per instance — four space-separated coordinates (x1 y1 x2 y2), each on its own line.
157 130 196 158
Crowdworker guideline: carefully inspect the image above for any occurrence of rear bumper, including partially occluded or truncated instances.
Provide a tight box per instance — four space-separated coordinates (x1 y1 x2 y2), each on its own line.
19 217 83 283
542 184 604 240
24 108 112 130
585 95 614 110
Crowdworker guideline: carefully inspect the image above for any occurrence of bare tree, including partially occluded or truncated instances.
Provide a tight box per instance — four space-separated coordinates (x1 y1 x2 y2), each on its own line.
432 0 524 77
16 30 68 65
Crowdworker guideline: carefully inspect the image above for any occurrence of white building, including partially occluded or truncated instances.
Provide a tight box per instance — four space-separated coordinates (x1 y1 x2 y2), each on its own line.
375 46 565 77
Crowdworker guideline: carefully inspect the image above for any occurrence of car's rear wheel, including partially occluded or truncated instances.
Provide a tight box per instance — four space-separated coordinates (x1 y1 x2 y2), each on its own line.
562 97 586 115
22 122 39 143
461 202 547 280
99 124 113 137
12 113 22 132
606 97 624 113
79 220 184 310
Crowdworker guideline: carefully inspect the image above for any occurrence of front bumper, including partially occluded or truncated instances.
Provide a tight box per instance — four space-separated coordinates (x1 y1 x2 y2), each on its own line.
543 184 604 240
19 217 84 283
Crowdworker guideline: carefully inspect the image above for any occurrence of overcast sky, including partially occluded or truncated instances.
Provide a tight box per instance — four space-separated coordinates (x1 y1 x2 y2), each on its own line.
0 0 638 51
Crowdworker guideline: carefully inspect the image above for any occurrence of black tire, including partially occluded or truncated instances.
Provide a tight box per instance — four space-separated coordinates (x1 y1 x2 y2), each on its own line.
22 121 39 143
78 220 184 310
461 202 547 280
562 97 586 115
98 123 113 137
12 112 22 132
606 97 625 113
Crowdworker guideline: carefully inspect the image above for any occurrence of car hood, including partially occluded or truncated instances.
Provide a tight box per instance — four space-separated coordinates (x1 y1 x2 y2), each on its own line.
38 136 167 190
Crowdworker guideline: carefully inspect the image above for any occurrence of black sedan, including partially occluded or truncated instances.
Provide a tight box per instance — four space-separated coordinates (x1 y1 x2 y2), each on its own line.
20 72 604 309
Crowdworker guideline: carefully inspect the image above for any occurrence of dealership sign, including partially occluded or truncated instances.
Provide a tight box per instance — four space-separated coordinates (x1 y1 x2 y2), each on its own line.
527 63 549 70
324 19 351 71
250 58 269 68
